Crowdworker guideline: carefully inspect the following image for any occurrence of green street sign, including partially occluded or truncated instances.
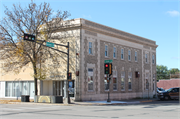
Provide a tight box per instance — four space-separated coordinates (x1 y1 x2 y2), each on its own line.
104 60 113 63
46 42 54 47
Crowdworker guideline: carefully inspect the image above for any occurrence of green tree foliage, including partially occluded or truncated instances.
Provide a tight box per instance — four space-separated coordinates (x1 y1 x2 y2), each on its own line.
156 65 170 80
0 1 71 95
169 68 180 78
156 65 180 80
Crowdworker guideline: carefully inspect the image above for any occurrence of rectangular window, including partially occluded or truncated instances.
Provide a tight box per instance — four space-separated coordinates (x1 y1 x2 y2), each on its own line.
121 71 125 90
113 78 117 90
104 78 109 91
105 45 108 57
88 68 93 91
128 50 131 61
135 51 137 62
5 81 34 97
146 79 149 90
152 54 155 64
121 48 124 60
145 54 148 63
128 78 132 90
89 42 92 54
128 72 132 90
5 81 12 97
121 78 125 90
113 47 116 58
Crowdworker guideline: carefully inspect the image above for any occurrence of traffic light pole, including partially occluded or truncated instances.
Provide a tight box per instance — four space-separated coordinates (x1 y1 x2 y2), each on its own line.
107 74 111 102
65 42 70 104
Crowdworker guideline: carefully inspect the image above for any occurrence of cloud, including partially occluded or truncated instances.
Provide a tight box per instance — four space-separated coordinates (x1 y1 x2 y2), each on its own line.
171 57 180 60
166 10 180 17
82 15 92 19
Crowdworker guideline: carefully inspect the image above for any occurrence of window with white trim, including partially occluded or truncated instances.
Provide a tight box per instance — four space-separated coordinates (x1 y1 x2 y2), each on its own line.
89 42 93 55
88 68 93 91
121 71 125 90
135 51 137 62
146 79 149 90
128 72 132 90
152 54 155 64
113 47 116 58
113 70 117 90
128 50 131 61
105 45 108 57
121 48 124 60
145 54 148 63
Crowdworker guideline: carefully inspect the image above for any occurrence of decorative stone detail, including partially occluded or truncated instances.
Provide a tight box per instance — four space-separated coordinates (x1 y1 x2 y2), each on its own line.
85 30 97 36
84 20 156 45
143 45 150 49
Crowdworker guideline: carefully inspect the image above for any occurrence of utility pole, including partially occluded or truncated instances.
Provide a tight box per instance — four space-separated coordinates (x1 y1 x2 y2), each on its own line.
65 42 70 104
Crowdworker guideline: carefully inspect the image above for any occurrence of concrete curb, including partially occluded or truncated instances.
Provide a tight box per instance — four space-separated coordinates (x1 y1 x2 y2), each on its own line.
2 99 158 106
140 100 153 103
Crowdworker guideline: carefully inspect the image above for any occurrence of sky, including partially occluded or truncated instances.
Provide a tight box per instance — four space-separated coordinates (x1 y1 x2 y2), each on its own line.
0 0 179 70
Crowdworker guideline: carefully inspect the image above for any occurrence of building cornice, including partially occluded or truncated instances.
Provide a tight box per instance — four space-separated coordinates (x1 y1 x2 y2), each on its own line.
80 18 158 48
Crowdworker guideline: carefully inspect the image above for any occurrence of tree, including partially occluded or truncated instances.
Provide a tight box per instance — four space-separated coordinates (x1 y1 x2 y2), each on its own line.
0 1 72 95
169 68 180 78
156 65 169 80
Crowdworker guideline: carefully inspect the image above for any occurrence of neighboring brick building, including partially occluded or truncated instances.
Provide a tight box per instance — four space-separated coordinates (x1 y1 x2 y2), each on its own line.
157 79 180 90
0 18 158 101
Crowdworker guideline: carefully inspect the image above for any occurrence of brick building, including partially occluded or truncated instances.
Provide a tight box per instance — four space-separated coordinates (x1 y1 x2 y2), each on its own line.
0 18 158 101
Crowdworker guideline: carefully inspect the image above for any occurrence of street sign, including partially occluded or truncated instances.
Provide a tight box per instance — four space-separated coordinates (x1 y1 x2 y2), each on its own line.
46 42 54 47
104 60 113 63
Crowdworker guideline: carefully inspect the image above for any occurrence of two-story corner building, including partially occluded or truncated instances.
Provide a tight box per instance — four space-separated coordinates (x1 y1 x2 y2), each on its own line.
0 18 158 101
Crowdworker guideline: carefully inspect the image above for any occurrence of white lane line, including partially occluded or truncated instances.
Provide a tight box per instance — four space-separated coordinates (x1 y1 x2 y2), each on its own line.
2 108 22 111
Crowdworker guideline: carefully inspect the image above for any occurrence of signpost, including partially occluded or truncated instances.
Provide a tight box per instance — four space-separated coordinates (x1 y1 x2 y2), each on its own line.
46 42 54 47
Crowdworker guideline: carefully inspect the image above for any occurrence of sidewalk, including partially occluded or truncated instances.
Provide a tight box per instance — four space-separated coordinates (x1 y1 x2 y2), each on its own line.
0 98 158 106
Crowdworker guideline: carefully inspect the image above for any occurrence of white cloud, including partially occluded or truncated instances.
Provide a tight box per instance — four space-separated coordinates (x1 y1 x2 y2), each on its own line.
171 57 180 60
82 15 92 19
166 10 180 17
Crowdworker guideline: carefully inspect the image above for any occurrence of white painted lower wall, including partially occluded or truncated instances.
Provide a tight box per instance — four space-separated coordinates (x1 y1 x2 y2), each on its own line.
0 81 5 98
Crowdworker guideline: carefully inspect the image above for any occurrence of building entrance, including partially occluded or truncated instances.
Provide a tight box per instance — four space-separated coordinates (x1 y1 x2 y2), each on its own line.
53 81 64 97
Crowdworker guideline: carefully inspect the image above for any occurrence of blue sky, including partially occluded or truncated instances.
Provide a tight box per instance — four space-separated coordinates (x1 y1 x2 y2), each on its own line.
0 0 179 70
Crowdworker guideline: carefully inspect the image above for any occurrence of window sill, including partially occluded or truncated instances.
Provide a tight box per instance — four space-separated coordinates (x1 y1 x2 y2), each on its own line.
105 56 109 58
88 90 94 92
113 90 118 91
121 90 125 91
128 89 132 91
88 54 94 56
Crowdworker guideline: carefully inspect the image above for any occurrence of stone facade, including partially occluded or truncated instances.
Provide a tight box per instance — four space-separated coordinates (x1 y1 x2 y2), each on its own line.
75 18 158 101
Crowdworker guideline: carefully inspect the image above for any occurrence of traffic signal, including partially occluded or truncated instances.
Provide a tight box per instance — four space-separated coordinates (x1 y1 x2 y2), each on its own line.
104 63 112 75
24 33 35 42
104 63 109 74
68 72 72 80
109 63 112 76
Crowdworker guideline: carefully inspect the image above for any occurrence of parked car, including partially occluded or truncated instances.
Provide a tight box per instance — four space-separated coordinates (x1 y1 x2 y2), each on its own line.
157 87 165 93
157 87 179 100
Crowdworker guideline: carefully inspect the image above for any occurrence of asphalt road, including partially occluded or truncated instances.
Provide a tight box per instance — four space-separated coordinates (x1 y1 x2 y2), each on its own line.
0 100 180 119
